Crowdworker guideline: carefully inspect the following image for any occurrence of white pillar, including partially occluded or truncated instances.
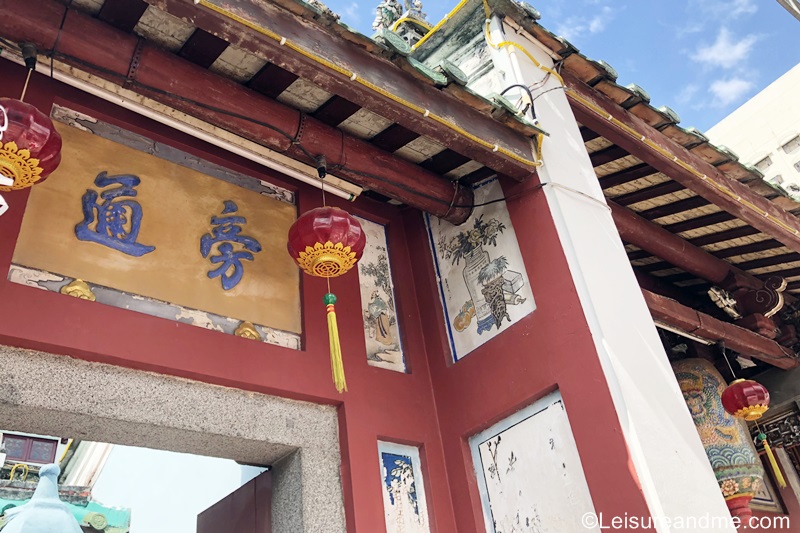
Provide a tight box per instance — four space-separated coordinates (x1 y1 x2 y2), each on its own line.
486 16 734 531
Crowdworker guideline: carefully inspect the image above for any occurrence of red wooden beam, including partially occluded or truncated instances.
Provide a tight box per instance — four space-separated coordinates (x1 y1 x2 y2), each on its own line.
565 71 800 254
611 201 739 285
642 289 798 369
145 0 539 180
0 0 474 223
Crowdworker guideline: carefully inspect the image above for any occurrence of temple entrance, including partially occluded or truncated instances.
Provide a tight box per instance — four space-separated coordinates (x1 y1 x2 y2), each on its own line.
0 346 346 532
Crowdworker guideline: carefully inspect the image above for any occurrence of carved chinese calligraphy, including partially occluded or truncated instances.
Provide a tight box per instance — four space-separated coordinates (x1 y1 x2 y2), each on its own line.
200 201 262 290
75 172 155 257
13 119 301 335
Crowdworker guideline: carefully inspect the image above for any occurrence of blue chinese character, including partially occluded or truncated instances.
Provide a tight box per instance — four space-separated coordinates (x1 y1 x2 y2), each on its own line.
200 200 262 290
75 172 155 257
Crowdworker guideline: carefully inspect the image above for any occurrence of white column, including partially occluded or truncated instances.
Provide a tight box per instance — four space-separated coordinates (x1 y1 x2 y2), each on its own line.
486 17 734 531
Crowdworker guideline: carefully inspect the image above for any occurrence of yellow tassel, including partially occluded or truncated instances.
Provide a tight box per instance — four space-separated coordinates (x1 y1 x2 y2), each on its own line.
324 293 347 393
763 439 787 488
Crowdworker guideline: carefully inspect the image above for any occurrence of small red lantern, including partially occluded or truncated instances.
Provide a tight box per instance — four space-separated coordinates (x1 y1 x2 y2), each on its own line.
722 378 785 488
0 98 62 192
721 379 770 421
287 206 366 393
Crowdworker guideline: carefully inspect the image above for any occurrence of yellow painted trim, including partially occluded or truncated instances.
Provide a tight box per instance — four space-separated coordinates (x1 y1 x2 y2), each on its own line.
411 0 470 50
391 16 432 33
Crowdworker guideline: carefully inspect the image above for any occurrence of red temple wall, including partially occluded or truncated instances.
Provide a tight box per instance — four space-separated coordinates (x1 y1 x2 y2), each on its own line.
0 58 695 532
0 60 453 532
405 177 655 532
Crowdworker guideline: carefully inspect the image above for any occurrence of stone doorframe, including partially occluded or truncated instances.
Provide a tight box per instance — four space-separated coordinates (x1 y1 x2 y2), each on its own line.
0 346 346 533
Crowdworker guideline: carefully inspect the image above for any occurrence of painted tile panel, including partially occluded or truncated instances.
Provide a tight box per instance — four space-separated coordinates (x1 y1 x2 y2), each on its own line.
470 392 598 533
378 442 430 533
356 216 405 372
426 178 535 361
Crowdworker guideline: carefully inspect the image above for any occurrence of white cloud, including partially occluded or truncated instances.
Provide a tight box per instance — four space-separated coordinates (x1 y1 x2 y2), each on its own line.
675 84 700 105
343 1 360 23
556 5 614 41
691 27 758 69
693 0 757 17
708 77 754 107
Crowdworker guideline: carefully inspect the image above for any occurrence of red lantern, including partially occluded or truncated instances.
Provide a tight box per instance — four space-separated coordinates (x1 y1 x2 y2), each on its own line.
721 378 770 421
0 98 62 192
287 206 366 392
287 207 366 277
722 378 785 488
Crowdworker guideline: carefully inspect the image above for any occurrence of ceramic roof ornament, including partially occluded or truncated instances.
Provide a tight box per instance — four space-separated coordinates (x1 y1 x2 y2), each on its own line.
2 464 83 533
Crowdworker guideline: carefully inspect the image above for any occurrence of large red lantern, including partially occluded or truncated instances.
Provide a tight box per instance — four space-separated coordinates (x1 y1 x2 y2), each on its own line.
721 379 770 421
287 206 366 393
0 98 62 192
722 378 785 488
287 207 366 278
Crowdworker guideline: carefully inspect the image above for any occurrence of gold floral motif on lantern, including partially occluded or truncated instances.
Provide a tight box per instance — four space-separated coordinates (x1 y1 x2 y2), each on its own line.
296 241 358 278
0 141 44 191
732 404 769 421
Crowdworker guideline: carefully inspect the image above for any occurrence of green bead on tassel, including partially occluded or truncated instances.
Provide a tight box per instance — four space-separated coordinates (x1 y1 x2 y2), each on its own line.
324 293 347 393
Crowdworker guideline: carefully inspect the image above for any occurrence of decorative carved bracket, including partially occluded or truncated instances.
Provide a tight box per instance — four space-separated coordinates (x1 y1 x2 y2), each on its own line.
717 273 786 339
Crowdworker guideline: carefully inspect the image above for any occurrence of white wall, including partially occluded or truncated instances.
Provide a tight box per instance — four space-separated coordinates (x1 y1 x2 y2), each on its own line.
706 63 800 192
485 16 736 531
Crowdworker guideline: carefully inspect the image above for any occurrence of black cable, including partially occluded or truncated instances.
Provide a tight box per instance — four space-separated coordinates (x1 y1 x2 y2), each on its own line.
51 1 73 80
500 83 535 119
531 86 567 104
0 37 18 51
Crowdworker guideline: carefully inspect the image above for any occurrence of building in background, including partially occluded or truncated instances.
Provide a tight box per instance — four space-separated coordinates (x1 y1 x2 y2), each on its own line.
706 63 800 198
0 432 129 532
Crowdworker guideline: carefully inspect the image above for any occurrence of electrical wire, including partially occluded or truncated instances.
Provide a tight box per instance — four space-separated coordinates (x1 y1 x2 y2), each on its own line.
500 83 535 119
51 0 72 80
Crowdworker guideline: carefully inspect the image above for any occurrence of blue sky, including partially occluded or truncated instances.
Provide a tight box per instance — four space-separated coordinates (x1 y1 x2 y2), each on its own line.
93 445 264 532
326 0 799 131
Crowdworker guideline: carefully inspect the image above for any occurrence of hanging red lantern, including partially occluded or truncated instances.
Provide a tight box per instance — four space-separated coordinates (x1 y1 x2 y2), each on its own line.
0 98 62 192
722 378 785 488
288 206 366 277
287 206 366 393
721 379 770 421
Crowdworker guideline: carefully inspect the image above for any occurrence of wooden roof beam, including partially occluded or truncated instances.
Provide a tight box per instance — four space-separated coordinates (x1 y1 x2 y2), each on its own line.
611 201 742 286
643 290 798 369
0 0 474 223
145 0 539 180
565 71 800 254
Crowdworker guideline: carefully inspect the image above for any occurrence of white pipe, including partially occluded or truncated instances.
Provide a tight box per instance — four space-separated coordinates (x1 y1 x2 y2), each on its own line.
1 51 360 201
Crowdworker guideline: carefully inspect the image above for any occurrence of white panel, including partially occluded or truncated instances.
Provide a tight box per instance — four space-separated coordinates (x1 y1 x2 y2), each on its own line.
426 178 536 361
377 441 430 533
355 216 405 372
470 392 598 533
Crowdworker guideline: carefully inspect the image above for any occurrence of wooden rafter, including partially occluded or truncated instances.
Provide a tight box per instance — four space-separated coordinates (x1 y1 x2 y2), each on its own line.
565 71 800 254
